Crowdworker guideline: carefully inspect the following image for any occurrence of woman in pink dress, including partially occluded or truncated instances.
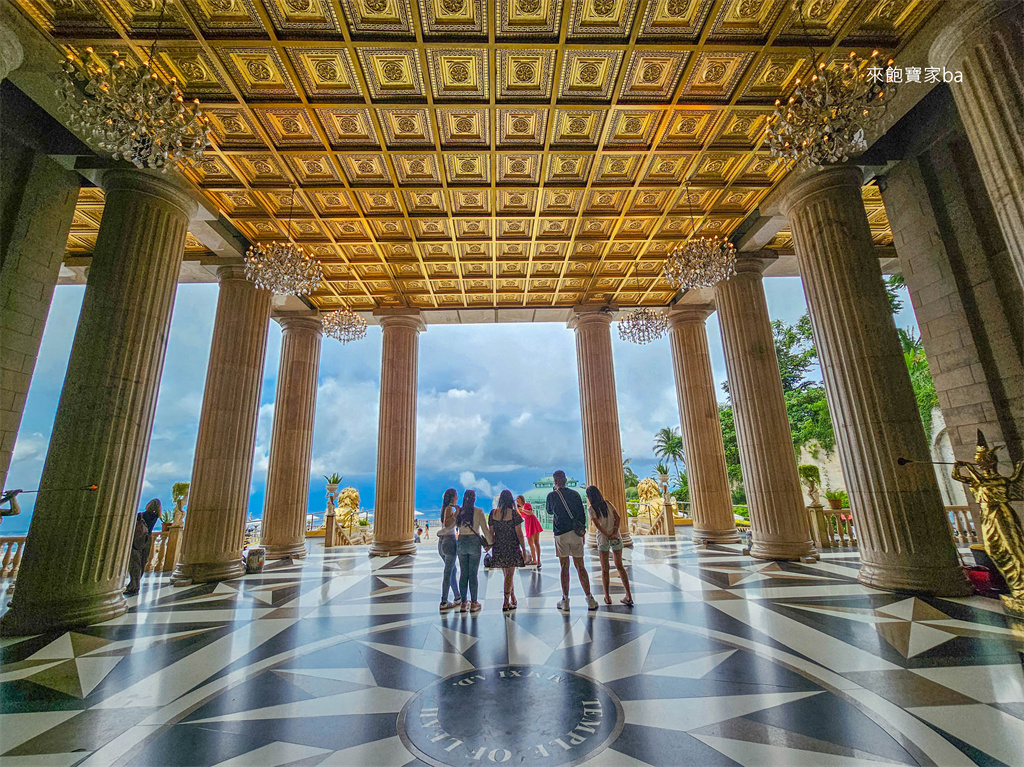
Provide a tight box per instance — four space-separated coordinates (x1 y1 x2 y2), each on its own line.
517 494 542 568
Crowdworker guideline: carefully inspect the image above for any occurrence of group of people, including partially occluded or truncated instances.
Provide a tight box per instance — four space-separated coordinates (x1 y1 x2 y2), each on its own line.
436 470 633 613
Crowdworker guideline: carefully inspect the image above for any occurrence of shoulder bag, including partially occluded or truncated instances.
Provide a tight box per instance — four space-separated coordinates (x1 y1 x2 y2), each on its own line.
556 489 588 539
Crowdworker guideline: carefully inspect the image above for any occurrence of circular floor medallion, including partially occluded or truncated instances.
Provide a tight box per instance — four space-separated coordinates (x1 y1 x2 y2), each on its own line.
398 665 624 767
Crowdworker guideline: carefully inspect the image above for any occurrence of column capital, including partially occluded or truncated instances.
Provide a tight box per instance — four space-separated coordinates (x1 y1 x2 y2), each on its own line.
779 166 863 217
930 0 1023 67
667 303 714 326
0 19 23 81
374 308 425 333
274 312 323 335
731 252 777 275
99 169 197 220
568 305 615 330
215 264 250 282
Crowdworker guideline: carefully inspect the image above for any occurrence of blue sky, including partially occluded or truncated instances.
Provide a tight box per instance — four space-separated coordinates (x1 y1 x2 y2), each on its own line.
2 277 916 534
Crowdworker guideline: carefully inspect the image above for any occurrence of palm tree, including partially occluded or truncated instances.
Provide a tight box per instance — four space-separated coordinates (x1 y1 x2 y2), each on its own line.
622 457 640 489
653 427 685 478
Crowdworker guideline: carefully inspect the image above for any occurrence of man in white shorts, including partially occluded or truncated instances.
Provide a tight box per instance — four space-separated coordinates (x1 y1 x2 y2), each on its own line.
546 470 598 611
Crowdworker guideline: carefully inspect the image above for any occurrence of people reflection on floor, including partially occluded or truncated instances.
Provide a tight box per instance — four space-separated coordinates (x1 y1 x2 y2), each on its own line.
489 490 529 612
437 488 462 611
456 489 492 612
125 498 161 596
587 484 633 606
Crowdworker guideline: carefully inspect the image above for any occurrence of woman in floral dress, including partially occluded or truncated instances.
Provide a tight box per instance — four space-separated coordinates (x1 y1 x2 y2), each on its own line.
489 490 528 612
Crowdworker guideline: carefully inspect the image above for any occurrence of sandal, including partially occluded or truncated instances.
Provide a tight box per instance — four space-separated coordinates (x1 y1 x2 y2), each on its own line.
470 601 482 613
503 591 512 612
510 592 517 609
460 602 469 613
604 595 612 605
621 597 634 607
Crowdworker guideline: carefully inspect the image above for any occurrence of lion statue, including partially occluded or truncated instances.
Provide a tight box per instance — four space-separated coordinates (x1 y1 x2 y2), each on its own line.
634 478 666 534
336 487 361 530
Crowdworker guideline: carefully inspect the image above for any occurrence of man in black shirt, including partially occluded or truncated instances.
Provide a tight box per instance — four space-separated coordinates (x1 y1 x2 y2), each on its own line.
546 470 598 611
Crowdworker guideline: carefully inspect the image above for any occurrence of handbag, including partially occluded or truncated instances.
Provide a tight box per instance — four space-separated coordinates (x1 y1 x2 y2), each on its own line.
556 489 588 538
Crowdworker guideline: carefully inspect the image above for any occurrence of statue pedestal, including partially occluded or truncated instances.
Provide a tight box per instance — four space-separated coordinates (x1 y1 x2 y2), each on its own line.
324 512 337 548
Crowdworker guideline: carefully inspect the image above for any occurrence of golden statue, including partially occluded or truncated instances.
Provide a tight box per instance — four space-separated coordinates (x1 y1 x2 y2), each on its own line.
336 487 361 531
951 431 1024 616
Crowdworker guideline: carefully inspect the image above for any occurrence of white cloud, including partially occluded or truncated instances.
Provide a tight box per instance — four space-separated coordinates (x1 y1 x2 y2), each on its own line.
458 471 506 499
11 432 47 462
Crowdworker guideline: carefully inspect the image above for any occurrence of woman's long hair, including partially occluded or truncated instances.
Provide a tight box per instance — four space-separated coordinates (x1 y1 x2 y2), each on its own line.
457 489 477 528
441 487 457 516
495 489 515 517
586 485 608 517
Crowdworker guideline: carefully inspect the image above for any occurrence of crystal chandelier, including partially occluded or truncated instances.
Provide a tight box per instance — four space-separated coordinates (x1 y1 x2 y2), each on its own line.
56 1 210 171
618 306 668 345
244 186 324 295
617 269 668 345
662 184 737 291
767 3 896 168
322 307 368 344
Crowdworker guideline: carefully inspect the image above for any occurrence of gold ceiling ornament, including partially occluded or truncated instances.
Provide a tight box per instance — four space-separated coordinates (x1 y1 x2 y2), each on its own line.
244 185 324 296
322 306 368 344
767 0 897 169
662 182 737 291
617 266 668 345
56 0 211 172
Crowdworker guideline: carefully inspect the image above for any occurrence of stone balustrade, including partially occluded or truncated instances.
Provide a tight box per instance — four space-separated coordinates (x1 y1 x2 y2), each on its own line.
946 506 978 545
1 536 26 578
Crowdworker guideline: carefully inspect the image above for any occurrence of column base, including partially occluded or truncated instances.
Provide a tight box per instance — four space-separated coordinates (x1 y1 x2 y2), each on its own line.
0 590 127 636
692 527 742 544
857 560 971 597
368 538 417 557
262 541 308 560
749 538 818 562
171 559 245 586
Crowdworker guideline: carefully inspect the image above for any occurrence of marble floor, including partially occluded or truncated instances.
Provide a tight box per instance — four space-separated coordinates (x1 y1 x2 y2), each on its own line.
1 538 1022 767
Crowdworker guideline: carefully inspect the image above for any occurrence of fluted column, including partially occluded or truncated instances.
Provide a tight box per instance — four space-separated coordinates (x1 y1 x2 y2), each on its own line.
570 307 630 544
173 266 271 584
667 306 740 544
782 167 970 595
260 314 322 560
715 259 816 561
369 310 424 557
1 171 195 635
931 0 1024 289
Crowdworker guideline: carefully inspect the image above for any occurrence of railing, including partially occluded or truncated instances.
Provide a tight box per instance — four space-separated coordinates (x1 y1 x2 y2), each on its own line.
946 505 978 544
808 506 858 549
146 526 183 572
1 536 26 578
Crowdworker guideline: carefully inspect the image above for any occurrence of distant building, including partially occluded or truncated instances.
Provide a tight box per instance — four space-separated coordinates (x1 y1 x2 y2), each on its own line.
522 475 586 530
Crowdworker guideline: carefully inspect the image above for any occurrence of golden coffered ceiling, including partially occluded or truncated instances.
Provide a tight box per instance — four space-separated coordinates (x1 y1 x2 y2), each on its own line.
25 0 930 312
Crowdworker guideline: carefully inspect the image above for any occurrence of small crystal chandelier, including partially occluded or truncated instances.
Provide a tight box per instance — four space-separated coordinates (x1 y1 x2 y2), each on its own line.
244 186 324 296
767 2 896 168
56 0 210 171
618 269 668 345
322 307 368 344
662 183 737 291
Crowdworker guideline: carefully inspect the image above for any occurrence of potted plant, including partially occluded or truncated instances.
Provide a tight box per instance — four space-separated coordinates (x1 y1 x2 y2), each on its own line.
824 488 844 511
324 473 342 493
798 465 822 506
171 481 189 526
654 462 670 485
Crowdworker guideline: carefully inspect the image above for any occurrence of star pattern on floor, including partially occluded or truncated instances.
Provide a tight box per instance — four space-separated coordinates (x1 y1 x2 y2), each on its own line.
1 538 1021 766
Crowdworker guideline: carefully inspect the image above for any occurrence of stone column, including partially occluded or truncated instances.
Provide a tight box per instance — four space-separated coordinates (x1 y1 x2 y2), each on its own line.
1 171 195 635
570 307 630 544
782 166 969 595
0 149 79 492
931 0 1024 289
369 310 424 557
715 258 816 561
667 306 740 544
260 314 322 560
173 266 271 584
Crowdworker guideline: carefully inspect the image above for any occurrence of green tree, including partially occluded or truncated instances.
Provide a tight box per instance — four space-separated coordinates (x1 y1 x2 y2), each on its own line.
622 458 640 489
898 327 939 436
653 427 685 477
718 404 745 504
885 274 906 314
771 314 818 392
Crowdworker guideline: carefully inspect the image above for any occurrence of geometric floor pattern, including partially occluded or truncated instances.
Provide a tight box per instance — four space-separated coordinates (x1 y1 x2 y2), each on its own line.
2 537 1023 766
